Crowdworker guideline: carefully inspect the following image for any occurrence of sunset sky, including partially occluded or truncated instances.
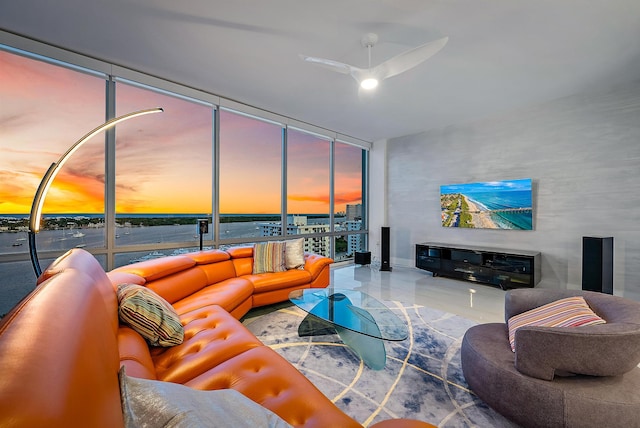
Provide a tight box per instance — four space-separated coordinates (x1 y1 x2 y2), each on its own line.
0 49 362 216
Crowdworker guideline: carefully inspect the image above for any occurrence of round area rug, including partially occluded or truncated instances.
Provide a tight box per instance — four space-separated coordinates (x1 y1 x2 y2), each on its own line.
242 301 517 427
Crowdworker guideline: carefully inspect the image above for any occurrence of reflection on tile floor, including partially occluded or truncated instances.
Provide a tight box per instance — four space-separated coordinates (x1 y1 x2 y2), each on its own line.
330 264 507 324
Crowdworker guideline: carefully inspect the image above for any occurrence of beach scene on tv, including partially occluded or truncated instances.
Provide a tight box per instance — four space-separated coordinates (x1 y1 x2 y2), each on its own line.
440 178 533 230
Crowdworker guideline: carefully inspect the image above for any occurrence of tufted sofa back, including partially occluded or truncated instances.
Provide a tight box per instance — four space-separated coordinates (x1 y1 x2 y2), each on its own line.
112 250 241 304
0 249 125 428
227 245 255 275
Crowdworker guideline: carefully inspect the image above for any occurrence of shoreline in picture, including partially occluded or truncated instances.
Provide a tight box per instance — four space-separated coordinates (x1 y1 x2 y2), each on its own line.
463 196 499 229
440 178 533 230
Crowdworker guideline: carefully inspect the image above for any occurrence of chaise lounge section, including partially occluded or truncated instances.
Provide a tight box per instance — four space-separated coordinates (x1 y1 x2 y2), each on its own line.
0 247 433 427
461 288 640 428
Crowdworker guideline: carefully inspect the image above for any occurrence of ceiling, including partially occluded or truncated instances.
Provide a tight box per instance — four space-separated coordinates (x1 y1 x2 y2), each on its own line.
2 0 640 142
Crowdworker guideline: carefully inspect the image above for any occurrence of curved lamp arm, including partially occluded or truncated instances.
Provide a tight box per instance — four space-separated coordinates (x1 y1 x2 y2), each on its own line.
28 107 163 277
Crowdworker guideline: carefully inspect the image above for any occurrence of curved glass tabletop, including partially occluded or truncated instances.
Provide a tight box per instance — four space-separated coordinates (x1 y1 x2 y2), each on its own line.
289 288 408 341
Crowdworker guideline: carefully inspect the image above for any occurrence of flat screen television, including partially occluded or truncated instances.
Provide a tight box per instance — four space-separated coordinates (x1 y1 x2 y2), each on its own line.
440 178 533 230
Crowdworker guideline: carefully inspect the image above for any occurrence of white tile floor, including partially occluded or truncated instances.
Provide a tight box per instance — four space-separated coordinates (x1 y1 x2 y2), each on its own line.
330 263 508 324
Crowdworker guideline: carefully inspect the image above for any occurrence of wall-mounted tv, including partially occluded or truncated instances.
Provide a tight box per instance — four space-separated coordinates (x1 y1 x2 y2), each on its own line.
440 178 533 230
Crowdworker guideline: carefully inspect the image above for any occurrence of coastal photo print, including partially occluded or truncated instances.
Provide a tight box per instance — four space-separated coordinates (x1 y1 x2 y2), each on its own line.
440 178 533 230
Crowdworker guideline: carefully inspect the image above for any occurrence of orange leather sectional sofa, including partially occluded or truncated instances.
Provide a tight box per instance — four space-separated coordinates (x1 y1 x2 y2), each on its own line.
0 247 433 428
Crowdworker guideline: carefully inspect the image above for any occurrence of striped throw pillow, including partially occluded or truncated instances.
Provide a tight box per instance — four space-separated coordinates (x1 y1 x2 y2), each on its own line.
253 241 287 274
508 296 606 352
117 283 184 347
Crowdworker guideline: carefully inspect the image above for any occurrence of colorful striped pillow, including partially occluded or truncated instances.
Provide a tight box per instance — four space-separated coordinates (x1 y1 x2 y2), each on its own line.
507 296 606 352
117 283 184 347
253 241 287 274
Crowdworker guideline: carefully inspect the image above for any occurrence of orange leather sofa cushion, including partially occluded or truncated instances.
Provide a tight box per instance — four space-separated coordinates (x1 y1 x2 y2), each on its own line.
0 249 124 428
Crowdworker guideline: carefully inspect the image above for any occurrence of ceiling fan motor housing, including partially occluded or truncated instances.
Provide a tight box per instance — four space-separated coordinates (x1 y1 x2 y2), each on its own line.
361 33 379 48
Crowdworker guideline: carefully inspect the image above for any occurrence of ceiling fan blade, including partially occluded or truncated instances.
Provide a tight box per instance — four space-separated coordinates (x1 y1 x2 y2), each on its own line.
374 36 448 80
299 54 353 75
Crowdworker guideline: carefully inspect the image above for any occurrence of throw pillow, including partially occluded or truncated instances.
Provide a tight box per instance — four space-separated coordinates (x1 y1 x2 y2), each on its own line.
285 238 305 270
253 241 287 274
119 367 293 428
117 283 184 347
508 296 606 352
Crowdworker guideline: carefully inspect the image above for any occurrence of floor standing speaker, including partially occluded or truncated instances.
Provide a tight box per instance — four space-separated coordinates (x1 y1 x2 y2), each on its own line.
582 236 613 294
380 226 392 271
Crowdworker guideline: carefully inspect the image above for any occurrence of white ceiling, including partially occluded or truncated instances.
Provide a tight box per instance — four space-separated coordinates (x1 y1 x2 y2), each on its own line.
2 0 640 142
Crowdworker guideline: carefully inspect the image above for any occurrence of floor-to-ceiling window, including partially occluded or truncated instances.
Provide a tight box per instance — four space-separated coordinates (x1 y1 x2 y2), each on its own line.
286 128 331 257
0 48 106 315
0 36 370 317
334 141 366 261
113 81 213 265
219 109 282 243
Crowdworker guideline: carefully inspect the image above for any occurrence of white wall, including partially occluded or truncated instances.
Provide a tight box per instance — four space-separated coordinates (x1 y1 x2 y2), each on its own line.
368 139 387 267
376 80 640 300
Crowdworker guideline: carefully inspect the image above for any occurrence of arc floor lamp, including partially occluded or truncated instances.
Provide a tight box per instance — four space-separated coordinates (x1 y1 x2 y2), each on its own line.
28 107 163 277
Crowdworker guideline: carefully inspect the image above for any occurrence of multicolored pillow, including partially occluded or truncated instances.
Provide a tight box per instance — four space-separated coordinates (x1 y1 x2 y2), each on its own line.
253 241 287 274
285 238 305 270
507 296 606 352
117 283 184 347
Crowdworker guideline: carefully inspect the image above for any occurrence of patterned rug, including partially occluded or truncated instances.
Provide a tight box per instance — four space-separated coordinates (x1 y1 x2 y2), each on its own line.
242 301 517 427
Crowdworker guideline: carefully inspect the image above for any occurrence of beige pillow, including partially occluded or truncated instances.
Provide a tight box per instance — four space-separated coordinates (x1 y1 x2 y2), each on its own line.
285 238 305 270
119 367 293 427
117 283 184 347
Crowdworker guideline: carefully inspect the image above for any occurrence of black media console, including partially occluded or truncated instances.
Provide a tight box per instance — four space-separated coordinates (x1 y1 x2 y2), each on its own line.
415 242 541 289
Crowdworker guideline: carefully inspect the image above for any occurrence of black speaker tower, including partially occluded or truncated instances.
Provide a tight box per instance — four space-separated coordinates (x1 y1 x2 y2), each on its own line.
380 226 392 271
582 236 613 294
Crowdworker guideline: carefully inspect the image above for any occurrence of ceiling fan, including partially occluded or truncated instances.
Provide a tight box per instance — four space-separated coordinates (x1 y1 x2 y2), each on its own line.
300 33 448 90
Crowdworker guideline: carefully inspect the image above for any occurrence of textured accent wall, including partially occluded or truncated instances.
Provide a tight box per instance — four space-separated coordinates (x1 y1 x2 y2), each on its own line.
385 80 640 300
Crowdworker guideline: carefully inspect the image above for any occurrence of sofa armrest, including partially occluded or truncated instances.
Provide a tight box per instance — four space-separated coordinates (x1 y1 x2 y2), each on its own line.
514 323 640 380
303 253 333 281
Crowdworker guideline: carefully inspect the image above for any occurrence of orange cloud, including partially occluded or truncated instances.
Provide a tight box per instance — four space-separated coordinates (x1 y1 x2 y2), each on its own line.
288 194 329 203
334 191 362 206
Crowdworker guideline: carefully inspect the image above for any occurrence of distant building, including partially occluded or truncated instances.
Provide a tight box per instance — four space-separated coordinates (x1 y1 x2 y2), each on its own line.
346 204 362 221
346 220 363 256
260 215 331 256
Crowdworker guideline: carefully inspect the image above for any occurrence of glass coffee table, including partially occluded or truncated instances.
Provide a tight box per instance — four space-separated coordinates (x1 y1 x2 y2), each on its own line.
289 288 408 370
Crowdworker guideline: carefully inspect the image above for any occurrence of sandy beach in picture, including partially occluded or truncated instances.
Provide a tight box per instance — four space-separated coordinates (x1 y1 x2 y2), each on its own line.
462 196 499 229
440 178 533 230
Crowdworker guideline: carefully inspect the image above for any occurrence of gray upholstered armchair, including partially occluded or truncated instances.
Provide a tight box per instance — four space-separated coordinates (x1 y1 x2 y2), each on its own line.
461 289 640 428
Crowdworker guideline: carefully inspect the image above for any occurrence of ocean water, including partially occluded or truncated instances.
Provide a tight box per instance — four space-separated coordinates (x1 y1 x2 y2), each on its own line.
0 215 344 315
466 190 533 230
